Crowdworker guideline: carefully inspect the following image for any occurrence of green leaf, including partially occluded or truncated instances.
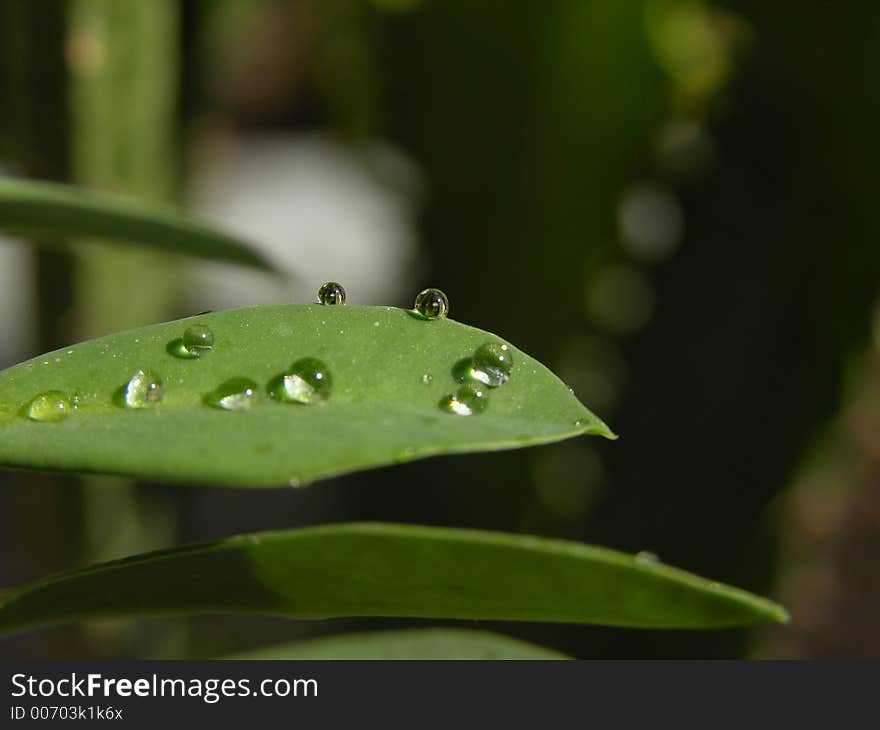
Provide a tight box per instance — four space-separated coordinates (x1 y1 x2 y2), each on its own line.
0 179 272 270
0 523 789 634
0 304 613 486
223 628 569 660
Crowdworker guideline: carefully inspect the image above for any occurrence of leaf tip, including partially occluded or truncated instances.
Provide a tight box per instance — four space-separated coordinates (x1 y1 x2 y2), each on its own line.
580 416 618 441
771 603 791 624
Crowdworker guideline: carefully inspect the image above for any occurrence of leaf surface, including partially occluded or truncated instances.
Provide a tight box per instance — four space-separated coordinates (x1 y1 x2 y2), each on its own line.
0 523 789 634
0 304 612 486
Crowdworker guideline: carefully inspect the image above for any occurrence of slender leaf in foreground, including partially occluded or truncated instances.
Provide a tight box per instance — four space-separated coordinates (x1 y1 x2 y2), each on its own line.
0 523 790 635
223 628 569 660
0 304 613 486
0 179 272 269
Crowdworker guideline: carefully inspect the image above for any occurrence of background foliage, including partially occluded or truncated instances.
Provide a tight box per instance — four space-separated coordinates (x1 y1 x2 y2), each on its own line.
0 0 878 658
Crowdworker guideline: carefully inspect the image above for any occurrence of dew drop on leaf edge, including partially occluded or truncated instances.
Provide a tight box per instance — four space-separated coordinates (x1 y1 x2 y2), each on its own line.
414 287 449 320
317 281 346 305
269 357 333 405
205 377 260 411
635 551 661 565
25 390 73 422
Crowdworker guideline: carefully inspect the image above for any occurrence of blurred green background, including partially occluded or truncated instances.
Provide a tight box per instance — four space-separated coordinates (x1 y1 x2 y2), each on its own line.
1 0 878 659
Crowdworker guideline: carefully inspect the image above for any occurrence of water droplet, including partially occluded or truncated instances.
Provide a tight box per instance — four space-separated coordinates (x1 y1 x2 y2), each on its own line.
184 324 214 351
421 373 433 385
25 391 73 422
440 383 488 416
167 339 198 359
451 357 476 384
414 288 449 320
118 370 163 408
206 377 260 411
317 281 346 305
635 551 660 565
471 342 513 387
169 324 214 359
269 357 332 404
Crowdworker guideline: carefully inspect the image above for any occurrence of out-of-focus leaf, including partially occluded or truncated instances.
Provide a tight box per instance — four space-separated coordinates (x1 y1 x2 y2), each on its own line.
224 628 569 660
0 179 272 270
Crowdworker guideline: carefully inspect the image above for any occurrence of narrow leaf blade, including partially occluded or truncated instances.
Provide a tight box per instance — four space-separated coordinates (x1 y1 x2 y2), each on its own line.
0 523 790 634
0 180 272 270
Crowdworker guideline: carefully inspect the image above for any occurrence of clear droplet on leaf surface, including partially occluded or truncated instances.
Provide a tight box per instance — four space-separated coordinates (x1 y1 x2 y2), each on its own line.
471 342 513 387
168 338 198 359
206 377 260 411
25 391 73 422
183 324 214 351
120 370 163 408
169 324 214 359
317 281 346 305
440 382 488 416
414 288 449 320
269 357 333 404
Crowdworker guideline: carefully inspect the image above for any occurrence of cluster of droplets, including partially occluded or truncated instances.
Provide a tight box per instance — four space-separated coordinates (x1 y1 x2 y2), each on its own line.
19 281 475 422
441 341 514 416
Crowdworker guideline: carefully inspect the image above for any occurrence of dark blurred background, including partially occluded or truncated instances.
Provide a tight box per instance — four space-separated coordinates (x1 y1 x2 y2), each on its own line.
1 0 878 659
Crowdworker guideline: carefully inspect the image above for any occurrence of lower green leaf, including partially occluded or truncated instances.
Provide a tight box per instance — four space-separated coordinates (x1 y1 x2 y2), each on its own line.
223 628 569 660
0 523 788 634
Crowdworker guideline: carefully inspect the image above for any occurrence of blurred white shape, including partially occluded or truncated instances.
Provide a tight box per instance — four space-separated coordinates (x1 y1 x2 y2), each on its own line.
618 182 684 263
0 237 34 367
187 134 423 310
